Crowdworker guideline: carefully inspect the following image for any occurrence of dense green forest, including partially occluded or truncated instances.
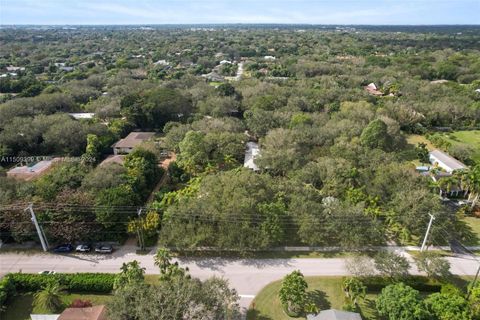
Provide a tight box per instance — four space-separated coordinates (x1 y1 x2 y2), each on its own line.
0 25 479 250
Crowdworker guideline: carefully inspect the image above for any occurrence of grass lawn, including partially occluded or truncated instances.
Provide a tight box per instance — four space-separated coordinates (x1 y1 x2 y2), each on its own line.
246 276 380 320
2 292 112 320
443 130 480 163
463 216 480 246
406 134 436 151
407 131 480 163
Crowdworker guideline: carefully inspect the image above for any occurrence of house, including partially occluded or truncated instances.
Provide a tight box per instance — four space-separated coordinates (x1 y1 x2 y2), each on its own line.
99 155 125 166
31 305 108 320
6 65 25 72
30 316 59 320
7 158 61 181
68 113 95 120
112 132 155 155
364 83 383 96
264 55 276 61
307 309 362 320
202 71 224 82
58 305 108 320
153 59 169 66
59 66 74 72
219 60 232 65
244 142 260 171
429 149 467 173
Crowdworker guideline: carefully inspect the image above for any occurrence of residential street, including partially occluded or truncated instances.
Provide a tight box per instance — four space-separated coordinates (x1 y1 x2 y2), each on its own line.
1 249 479 310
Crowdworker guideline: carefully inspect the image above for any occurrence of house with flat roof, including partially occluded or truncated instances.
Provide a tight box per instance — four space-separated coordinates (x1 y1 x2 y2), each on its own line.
7 158 61 181
429 149 467 173
112 132 155 155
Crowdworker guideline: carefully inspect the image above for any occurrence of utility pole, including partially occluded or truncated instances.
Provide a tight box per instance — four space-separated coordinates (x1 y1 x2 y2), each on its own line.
137 208 145 251
421 213 435 252
26 204 48 252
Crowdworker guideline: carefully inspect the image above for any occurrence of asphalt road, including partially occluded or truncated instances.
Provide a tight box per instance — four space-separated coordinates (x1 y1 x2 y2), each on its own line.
1 250 479 310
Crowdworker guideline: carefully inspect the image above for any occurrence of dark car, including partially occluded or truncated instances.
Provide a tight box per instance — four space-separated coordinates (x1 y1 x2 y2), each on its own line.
75 244 92 252
95 244 113 254
52 244 74 253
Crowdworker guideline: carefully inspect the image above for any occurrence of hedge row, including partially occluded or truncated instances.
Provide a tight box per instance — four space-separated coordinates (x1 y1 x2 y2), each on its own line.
8 273 115 293
361 276 442 293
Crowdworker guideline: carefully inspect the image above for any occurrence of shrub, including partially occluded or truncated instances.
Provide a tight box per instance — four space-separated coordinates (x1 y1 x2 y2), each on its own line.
0 275 16 310
8 273 115 293
362 276 441 292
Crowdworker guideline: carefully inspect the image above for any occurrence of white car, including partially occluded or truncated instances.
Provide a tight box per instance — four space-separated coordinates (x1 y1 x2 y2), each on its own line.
76 244 92 252
38 270 56 275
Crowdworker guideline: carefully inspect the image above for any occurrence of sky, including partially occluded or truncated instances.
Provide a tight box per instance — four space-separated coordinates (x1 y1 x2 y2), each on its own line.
0 0 479 25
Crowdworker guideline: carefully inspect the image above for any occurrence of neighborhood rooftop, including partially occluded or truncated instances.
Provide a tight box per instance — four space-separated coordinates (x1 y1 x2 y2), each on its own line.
113 132 155 149
429 149 467 172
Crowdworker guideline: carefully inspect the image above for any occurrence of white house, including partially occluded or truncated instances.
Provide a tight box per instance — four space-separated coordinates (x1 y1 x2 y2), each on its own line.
429 149 467 173
264 56 276 61
244 142 260 171
68 112 95 120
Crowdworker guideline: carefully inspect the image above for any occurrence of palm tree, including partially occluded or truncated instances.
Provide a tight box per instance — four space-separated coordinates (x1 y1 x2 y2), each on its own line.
466 165 480 209
33 282 65 313
154 247 172 274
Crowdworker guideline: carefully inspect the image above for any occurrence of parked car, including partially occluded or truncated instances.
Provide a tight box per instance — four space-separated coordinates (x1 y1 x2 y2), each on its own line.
75 244 92 252
38 270 56 275
95 244 113 254
52 244 74 253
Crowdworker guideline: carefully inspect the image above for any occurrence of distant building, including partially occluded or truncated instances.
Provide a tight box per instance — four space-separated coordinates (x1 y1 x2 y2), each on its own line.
219 60 232 65
307 309 362 320
100 155 125 166
59 66 74 72
244 142 260 171
31 305 108 320
364 82 383 96
58 305 108 320
68 113 95 120
264 55 276 61
6 66 25 72
429 149 467 173
202 71 224 82
7 158 61 181
430 79 449 84
112 132 155 155
154 59 169 66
